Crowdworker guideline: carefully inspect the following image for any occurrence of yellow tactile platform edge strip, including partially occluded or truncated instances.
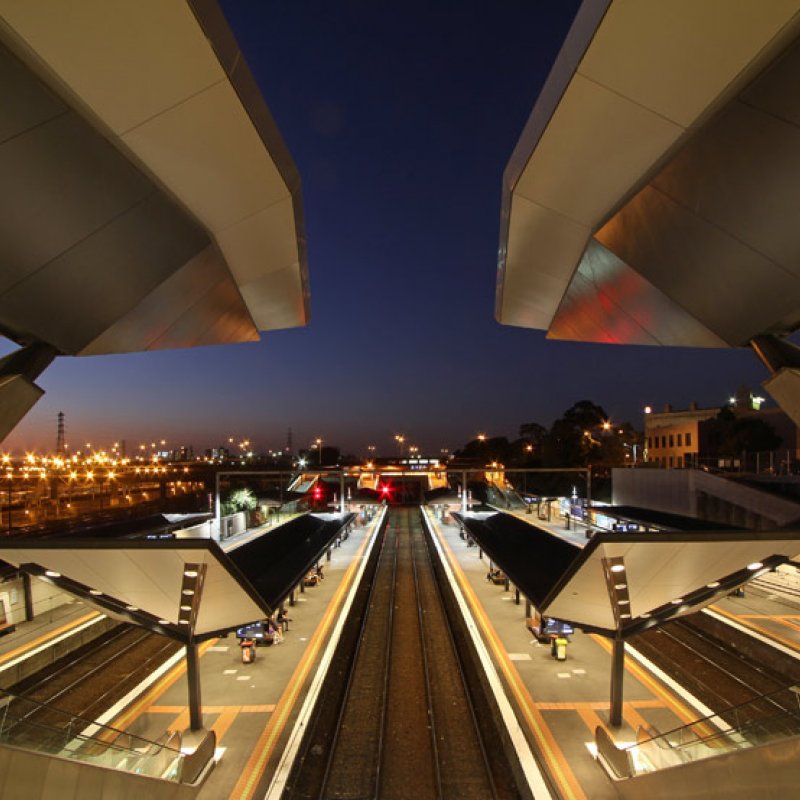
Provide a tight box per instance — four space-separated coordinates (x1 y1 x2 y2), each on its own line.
0 611 103 671
422 508 571 800
236 507 386 800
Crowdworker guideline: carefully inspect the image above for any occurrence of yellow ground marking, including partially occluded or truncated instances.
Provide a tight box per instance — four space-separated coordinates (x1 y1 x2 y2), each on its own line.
434 520 587 800
148 705 275 714
621 704 651 737
229 527 375 800
576 707 607 740
108 638 219 731
536 700 663 710
211 707 240 743
0 611 100 664
711 605 800 652
168 709 189 733
149 706 275 744
590 635 714 738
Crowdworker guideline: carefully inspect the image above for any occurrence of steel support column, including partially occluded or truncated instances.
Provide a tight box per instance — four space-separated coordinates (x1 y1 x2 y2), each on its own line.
186 641 203 731
609 635 625 727
22 572 33 621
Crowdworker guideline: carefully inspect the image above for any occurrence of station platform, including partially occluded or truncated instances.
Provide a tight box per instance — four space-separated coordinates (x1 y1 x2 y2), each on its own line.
1 507 799 799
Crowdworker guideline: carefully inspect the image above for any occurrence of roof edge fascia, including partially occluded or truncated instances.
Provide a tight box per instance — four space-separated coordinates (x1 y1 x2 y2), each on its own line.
495 0 612 323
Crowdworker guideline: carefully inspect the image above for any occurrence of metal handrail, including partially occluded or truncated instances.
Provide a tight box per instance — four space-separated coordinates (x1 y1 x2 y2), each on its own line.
0 687 188 782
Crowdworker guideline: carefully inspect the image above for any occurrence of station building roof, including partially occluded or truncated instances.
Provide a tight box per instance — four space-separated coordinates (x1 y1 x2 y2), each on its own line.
497 0 800 348
593 505 737 532
453 511 580 607
0 513 353 643
456 510 800 638
0 0 308 356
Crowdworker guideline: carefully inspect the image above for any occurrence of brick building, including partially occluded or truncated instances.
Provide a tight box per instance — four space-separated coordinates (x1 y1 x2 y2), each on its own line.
645 387 800 470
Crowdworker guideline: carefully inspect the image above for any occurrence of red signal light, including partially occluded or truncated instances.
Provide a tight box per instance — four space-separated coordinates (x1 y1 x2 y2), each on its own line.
313 486 322 499
380 484 390 495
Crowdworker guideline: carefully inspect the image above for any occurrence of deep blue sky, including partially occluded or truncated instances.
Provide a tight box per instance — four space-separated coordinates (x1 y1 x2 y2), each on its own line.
4 1 771 456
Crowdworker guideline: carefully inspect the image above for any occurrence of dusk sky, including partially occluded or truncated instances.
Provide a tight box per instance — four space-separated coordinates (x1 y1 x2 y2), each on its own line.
3 1 772 456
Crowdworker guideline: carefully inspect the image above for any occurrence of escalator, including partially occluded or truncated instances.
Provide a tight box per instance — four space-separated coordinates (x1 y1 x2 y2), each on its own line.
596 684 800 798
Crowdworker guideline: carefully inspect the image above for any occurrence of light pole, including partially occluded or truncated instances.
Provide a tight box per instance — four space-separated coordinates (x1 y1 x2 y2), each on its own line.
5 471 12 534
315 437 323 466
395 434 405 458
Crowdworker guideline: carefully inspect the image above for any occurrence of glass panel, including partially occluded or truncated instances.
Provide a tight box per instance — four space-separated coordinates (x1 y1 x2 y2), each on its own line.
0 689 186 782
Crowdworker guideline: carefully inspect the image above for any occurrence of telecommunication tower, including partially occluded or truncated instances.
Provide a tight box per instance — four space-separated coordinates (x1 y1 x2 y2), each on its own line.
55 411 65 455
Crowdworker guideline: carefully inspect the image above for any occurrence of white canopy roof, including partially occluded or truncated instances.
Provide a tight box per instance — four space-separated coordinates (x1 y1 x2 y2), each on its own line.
542 530 800 635
0 539 269 641
497 0 800 345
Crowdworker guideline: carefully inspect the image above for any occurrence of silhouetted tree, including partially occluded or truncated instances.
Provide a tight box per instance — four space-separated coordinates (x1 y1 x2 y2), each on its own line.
709 406 781 456
541 400 608 467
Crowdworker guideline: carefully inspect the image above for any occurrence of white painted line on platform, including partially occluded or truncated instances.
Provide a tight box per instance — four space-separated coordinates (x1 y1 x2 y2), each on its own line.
625 644 730 731
207 646 229 653
224 669 237 675
508 653 531 661
265 506 387 800
557 673 571 679
572 669 586 675
703 607 800 662
80 647 187 739
0 613 107 674
423 508 554 800
237 675 251 681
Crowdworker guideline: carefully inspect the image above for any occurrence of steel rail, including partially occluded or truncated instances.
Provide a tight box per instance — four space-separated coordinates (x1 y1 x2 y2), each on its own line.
417 508 500 799
12 626 174 729
316 516 397 799
410 510 444 799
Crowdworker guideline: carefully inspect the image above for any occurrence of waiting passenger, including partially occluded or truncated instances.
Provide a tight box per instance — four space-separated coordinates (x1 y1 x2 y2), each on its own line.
266 617 283 644
277 607 292 632
486 567 505 585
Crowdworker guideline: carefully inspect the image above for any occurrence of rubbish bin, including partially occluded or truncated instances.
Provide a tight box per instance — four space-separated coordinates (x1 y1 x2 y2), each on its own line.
555 637 568 661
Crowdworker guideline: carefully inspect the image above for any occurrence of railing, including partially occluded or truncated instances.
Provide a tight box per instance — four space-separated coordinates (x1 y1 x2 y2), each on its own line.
485 483 527 511
598 684 800 778
0 689 192 782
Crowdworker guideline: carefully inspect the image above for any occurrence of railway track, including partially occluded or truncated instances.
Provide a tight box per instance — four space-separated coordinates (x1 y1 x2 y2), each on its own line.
632 613 800 734
284 507 520 799
6 623 180 740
